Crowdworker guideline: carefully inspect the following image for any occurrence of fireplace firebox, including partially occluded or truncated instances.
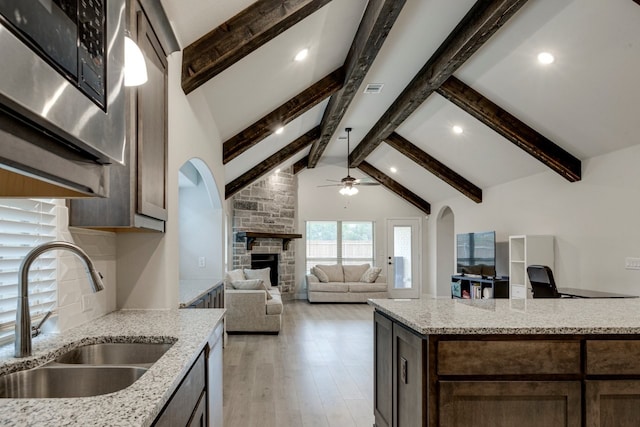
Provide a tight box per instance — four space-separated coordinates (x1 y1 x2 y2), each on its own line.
251 254 279 287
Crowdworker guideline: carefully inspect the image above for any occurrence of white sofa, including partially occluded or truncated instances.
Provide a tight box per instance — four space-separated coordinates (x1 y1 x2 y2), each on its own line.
306 263 388 303
224 268 282 333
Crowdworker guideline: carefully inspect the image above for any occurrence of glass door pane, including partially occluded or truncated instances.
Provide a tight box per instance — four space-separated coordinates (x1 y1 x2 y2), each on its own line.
393 226 412 289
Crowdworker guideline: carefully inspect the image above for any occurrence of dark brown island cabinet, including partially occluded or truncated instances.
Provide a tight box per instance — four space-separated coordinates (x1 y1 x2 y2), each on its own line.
69 0 170 232
374 310 640 427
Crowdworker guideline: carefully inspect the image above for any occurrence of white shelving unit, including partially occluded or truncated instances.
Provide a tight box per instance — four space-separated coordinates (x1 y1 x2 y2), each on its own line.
509 235 555 299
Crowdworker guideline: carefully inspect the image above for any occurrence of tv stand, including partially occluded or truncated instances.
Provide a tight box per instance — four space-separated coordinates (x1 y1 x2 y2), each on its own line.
451 275 509 299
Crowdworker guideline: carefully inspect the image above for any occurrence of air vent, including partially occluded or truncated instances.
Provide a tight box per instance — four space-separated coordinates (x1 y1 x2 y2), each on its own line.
364 83 384 94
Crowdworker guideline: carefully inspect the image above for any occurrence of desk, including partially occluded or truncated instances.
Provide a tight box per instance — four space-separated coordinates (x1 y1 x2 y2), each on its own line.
557 287 638 298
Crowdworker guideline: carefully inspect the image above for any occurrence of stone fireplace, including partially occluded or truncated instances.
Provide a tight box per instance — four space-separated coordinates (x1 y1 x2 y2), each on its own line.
231 167 298 298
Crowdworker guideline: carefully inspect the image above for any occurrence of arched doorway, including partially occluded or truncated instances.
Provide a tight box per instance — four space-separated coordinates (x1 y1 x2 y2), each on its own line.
436 206 455 297
178 159 223 281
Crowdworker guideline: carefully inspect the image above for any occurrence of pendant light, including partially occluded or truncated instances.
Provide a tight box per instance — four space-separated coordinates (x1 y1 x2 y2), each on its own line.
124 32 148 87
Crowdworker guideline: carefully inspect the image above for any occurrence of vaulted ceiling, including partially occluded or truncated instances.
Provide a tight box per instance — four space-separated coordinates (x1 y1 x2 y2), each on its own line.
162 0 640 214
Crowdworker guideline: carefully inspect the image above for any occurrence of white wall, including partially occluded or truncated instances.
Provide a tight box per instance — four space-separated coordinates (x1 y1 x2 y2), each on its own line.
426 144 640 296
179 173 223 280
116 51 226 309
297 164 428 299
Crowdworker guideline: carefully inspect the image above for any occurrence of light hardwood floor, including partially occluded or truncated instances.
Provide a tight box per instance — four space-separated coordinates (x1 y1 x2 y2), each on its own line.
223 301 375 427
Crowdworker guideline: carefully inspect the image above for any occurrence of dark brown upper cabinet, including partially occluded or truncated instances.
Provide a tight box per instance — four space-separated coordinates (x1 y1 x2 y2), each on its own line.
69 1 168 232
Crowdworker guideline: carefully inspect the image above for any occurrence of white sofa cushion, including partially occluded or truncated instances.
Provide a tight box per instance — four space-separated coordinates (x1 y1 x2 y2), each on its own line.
360 266 383 283
348 282 387 293
315 264 344 282
343 264 370 282
225 269 245 289
266 294 283 315
244 267 272 287
231 279 272 299
308 282 349 293
311 266 329 282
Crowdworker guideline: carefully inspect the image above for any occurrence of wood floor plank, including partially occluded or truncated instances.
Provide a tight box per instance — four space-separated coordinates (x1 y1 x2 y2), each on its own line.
223 301 375 427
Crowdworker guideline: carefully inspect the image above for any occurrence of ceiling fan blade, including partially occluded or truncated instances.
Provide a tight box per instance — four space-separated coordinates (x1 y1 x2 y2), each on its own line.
317 184 343 187
357 182 380 186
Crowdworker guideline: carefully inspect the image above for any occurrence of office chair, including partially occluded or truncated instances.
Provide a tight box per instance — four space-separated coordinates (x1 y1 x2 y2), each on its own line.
527 265 561 298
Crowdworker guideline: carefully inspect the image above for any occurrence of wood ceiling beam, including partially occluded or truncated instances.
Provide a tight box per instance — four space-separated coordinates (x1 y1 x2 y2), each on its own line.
437 76 581 182
385 132 483 203
293 156 309 175
306 0 407 168
181 0 332 94
349 0 529 167
222 68 344 164
357 161 431 215
225 126 320 199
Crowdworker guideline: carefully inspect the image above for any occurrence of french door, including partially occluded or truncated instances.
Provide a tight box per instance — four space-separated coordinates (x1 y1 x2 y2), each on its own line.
386 218 421 299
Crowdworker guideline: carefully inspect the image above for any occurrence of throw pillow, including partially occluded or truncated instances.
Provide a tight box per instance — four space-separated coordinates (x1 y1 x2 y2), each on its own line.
224 269 245 289
360 267 382 283
231 279 272 299
244 267 272 287
343 263 370 282
311 266 329 283
315 264 344 282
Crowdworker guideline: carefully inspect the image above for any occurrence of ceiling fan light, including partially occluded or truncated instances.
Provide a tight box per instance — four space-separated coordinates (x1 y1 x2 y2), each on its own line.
339 185 358 196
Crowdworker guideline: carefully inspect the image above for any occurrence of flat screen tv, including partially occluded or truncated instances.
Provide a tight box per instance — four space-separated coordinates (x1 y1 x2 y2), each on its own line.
456 231 496 277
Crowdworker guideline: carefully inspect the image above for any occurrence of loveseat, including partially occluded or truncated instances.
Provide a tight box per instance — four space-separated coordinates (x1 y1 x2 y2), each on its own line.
306 263 388 303
224 267 282 333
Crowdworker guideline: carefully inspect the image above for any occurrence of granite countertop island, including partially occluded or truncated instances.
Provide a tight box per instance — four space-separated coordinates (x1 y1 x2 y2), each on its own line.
0 309 225 426
369 297 640 335
368 298 640 426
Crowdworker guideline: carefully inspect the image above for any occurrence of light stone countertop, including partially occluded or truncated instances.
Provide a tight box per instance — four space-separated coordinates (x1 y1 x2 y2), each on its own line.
179 278 224 307
369 298 640 336
0 309 225 426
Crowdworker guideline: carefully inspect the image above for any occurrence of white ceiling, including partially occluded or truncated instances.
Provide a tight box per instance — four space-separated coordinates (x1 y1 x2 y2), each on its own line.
162 0 640 205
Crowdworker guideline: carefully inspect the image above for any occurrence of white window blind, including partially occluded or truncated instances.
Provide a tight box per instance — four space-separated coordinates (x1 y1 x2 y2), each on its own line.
0 199 58 345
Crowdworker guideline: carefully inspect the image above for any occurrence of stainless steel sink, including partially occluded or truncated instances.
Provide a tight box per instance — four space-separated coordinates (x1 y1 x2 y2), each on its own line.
55 342 174 366
0 366 147 398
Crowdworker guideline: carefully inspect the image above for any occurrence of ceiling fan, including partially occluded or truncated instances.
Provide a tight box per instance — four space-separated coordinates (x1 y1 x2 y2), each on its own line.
319 127 380 195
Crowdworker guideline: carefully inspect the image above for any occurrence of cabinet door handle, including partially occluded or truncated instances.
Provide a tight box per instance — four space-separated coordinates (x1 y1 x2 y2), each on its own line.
401 357 408 384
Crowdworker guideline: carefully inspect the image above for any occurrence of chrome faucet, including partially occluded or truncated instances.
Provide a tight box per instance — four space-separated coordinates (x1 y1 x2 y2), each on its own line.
15 241 105 358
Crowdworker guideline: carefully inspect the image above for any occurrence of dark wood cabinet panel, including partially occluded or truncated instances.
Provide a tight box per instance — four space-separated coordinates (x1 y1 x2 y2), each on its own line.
187 391 207 427
68 1 167 231
374 312 392 427
585 380 640 427
393 323 426 427
136 6 167 221
586 340 640 375
438 340 581 376
439 381 581 427
154 350 206 426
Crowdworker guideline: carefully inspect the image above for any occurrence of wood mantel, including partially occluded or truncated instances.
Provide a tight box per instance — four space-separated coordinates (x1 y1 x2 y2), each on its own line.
236 232 302 250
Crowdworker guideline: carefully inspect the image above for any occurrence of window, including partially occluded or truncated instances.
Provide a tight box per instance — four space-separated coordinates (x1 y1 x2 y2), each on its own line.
306 221 374 271
0 199 58 345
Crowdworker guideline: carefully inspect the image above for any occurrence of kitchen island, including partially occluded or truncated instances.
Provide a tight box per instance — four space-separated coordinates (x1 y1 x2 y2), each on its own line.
0 309 224 426
369 298 640 427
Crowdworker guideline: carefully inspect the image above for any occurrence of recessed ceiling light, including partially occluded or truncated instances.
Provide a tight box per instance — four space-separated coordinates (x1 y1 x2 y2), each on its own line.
390 167 398 173
275 127 284 135
452 125 464 135
294 48 309 62
537 52 554 65
275 168 281 173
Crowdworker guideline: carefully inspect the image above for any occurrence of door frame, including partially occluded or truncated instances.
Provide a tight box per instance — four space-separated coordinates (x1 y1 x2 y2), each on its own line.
386 218 422 299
